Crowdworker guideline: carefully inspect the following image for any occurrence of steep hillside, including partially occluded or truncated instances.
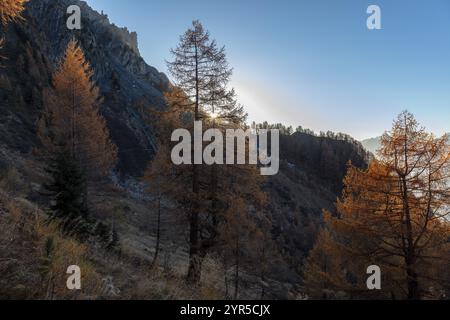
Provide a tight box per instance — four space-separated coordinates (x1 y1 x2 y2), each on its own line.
265 132 369 285
0 0 169 177
0 0 370 299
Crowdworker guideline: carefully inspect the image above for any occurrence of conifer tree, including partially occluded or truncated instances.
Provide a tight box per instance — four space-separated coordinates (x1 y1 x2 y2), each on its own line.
39 40 117 181
144 143 181 269
0 0 28 25
250 219 281 299
219 198 260 299
44 148 91 240
167 20 250 284
0 0 29 55
144 85 265 285
305 111 450 300
39 40 118 243
303 226 354 299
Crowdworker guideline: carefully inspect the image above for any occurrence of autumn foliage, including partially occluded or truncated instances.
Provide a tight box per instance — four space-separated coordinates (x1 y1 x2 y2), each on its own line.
144 79 267 289
39 40 117 180
0 0 29 55
0 0 28 25
305 111 450 300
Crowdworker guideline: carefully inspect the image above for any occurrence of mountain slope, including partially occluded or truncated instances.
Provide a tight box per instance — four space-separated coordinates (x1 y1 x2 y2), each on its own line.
0 0 170 177
0 0 371 299
361 136 381 154
266 133 370 285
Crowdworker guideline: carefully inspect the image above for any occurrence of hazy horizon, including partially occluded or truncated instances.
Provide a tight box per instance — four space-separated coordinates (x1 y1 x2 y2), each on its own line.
86 0 450 140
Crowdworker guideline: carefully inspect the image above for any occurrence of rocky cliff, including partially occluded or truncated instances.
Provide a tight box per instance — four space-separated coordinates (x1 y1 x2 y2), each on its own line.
0 0 170 177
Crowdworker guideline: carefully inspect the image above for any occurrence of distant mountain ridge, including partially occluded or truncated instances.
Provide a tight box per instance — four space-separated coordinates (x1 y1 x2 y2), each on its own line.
361 136 382 154
361 133 450 155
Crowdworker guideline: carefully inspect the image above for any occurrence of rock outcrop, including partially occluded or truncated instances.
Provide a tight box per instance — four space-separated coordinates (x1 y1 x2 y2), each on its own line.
0 0 170 176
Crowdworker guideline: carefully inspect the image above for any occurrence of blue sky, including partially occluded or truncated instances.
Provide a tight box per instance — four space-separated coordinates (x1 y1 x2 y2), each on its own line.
86 0 450 140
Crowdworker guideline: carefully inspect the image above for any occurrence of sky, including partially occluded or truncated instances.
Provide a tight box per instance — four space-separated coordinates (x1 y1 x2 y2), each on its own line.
85 0 450 140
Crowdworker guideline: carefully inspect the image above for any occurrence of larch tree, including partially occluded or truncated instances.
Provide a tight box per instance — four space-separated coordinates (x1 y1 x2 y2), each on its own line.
166 20 252 284
44 148 91 240
250 219 281 300
0 0 29 55
219 201 276 300
142 87 196 270
38 40 117 242
218 197 255 300
303 227 351 299
143 141 184 269
39 39 117 181
0 0 28 25
145 20 267 286
305 111 450 300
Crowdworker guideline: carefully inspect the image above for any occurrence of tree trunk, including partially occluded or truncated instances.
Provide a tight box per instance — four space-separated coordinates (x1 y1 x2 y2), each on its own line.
71 81 76 159
187 174 201 283
399 126 419 300
401 170 420 299
187 242 205 284
224 272 230 299
151 196 162 269
187 42 201 284
234 237 239 300
260 274 265 300
406 256 420 300
260 247 266 299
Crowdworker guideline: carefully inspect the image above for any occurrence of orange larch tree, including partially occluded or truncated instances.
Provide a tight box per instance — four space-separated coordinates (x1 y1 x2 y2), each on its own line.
305 111 450 300
39 40 117 180
0 0 29 55
0 0 28 25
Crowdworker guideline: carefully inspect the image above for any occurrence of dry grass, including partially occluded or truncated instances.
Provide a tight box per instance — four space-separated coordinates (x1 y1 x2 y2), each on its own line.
0 166 27 197
0 191 103 299
0 158 231 300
